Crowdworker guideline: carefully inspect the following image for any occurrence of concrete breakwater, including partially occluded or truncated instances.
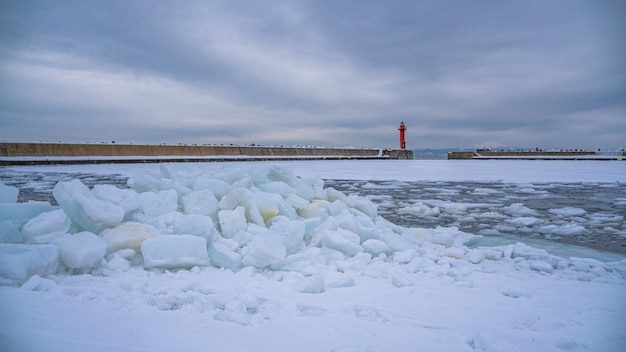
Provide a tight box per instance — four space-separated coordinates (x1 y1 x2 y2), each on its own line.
0 142 413 165
448 150 624 160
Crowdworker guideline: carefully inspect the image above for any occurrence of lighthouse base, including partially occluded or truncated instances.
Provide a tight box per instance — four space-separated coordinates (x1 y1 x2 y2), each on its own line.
384 149 413 160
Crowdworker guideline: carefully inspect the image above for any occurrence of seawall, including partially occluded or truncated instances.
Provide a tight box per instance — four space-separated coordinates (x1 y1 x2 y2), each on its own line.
448 150 624 160
0 142 413 165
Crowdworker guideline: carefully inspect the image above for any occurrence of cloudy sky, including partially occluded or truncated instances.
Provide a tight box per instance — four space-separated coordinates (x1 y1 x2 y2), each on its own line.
1 0 624 149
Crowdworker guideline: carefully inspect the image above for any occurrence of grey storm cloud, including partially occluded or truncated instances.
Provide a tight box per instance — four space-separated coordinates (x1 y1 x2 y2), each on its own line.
0 0 624 149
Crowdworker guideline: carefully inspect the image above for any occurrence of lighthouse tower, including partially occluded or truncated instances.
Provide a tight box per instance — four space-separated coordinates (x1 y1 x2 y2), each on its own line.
398 122 407 149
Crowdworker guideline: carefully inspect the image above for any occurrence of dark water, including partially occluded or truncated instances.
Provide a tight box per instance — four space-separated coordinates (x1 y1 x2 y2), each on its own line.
2 169 625 255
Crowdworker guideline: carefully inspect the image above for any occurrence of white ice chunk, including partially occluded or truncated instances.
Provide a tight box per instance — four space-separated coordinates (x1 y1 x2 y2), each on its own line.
270 220 305 255
468 250 484 264
53 179 124 233
53 178 91 202
472 187 500 195
252 193 280 220
218 188 248 210
138 189 178 216
258 181 296 197
214 299 249 325
53 232 106 269
354 198 378 219
264 164 298 185
393 249 417 264
380 231 414 252
242 235 286 268
431 226 475 247
529 260 554 273
548 223 589 236
0 244 58 284
322 229 363 256
157 176 192 197
160 163 201 188
293 181 315 201
587 213 623 223
141 235 210 269
192 176 231 199
173 214 218 243
361 239 392 256
503 203 538 216
328 199 349 216
0 182 19 203
182 190 219 217
399 201 441 217
218 206 248 238
208 241 242 271
92 184 140 215
507 217 543 227
0 201 54 227
274 247 325 273
401 228 431 245
240 195 267 227
0 220 23 243
215 167 249 185
100 222 161 255
548 207 587 217
441 203 467 215
406 257 436 273
20 274 56 292
292 274 325 294
326 188 355 207
274 196 298 220
232 176 253 189
285 194 310 210
481 248 502 260
299 199 330 219
355 216 380 242
443 247 465 259
21 209 71 244
335 209 358 233
325 272 356 288
127 171 162 192
104 254 132 273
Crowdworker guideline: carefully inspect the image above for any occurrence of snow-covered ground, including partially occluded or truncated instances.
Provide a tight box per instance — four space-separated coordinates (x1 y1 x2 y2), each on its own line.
1 160 625 352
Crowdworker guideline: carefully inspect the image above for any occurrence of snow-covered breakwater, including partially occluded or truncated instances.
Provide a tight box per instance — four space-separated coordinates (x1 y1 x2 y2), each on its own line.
1 163 625 351
0 142 411 164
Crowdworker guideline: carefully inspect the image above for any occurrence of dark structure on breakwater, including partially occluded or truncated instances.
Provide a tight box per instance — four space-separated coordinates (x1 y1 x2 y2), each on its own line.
447 150 624 160
0 142 413 165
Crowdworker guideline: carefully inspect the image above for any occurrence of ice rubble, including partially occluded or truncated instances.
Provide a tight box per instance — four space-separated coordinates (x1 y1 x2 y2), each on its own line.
0 164 624 289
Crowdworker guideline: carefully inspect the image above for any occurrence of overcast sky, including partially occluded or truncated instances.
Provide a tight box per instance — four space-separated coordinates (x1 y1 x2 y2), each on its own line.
1 0 624 150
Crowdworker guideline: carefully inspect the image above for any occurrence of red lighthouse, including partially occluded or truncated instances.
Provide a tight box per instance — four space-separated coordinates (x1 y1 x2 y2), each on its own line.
398 122 407 149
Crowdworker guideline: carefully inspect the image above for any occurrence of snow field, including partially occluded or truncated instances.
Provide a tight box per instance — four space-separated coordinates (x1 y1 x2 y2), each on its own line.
1 162 626 351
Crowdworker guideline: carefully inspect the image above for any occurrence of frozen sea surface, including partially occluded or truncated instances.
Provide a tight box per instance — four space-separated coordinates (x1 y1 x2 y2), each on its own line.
1 160 625 352
2 161 625 258
326 179 626 258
